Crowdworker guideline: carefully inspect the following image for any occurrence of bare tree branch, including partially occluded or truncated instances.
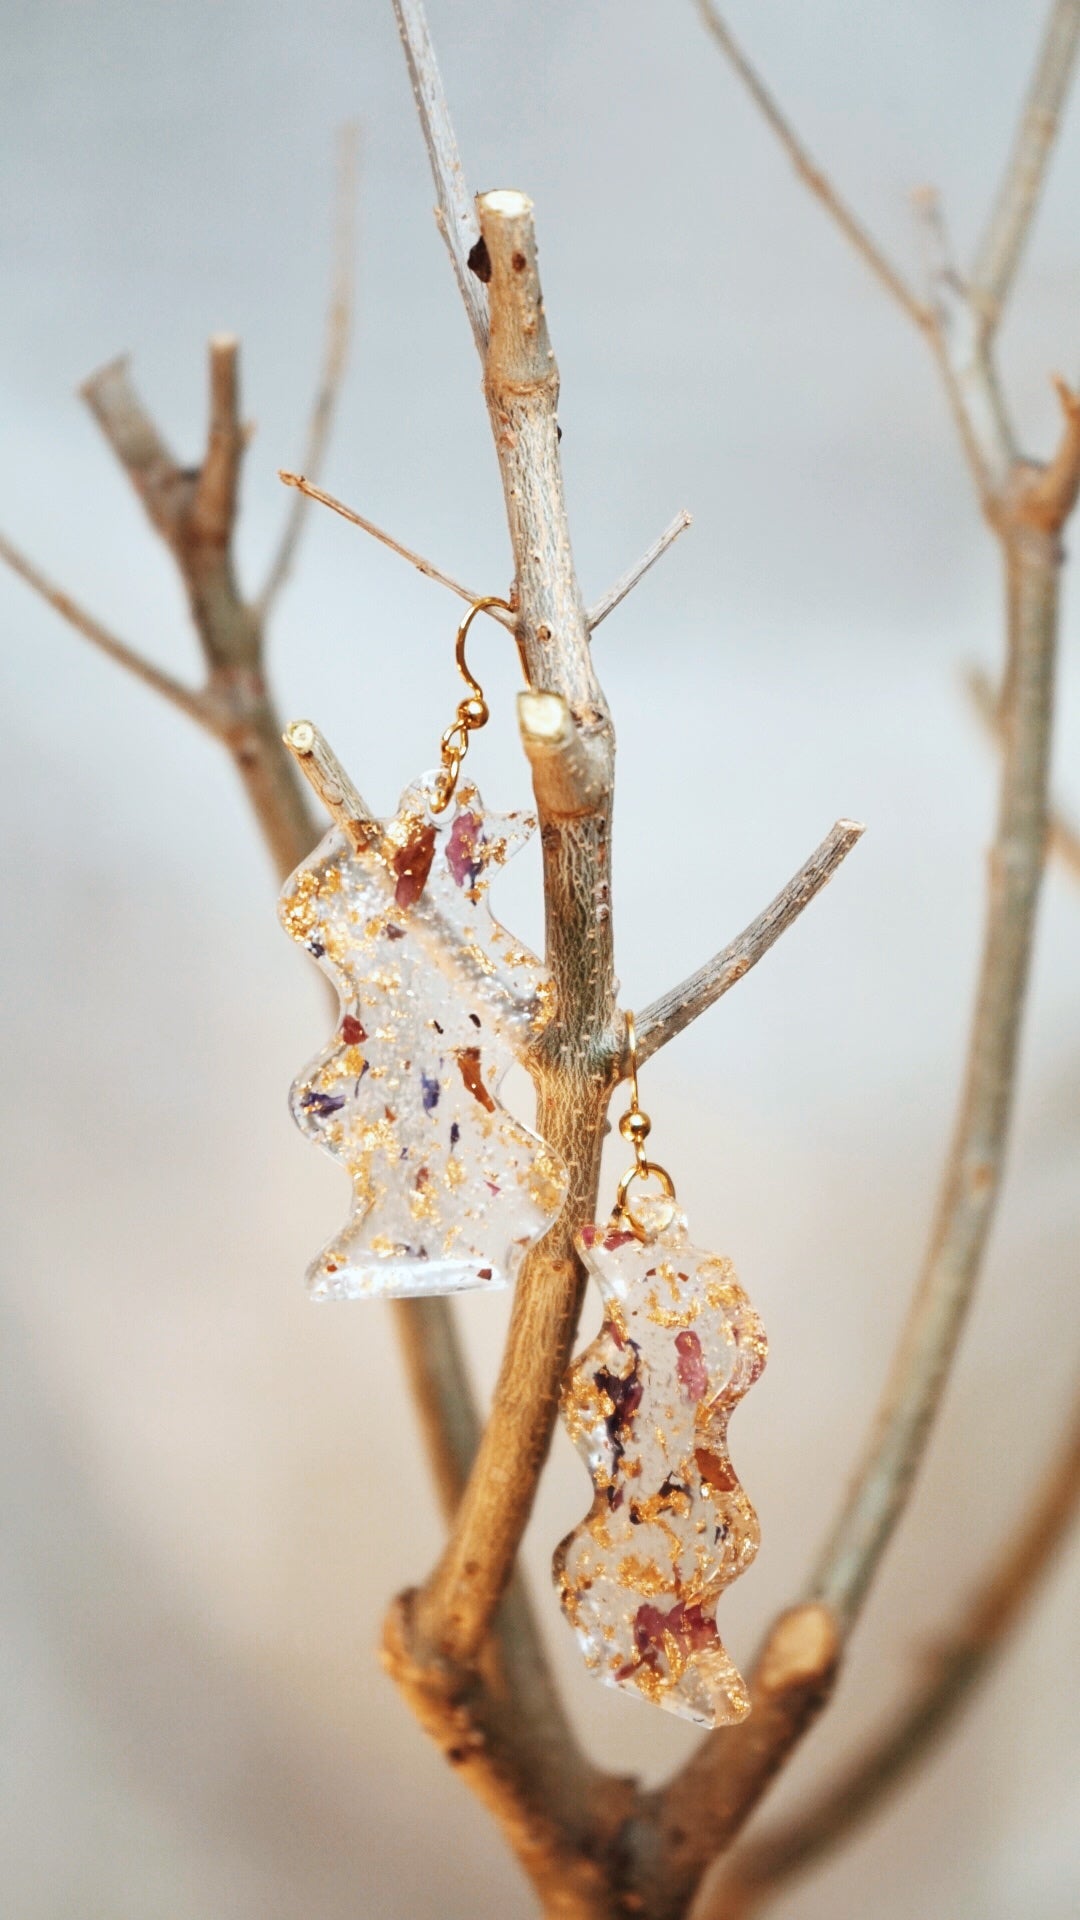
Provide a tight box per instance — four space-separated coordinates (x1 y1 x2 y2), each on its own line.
391 0 489 358
80 353 191 545
810 499 1064 1636
692 7 1062 504
276 471 516 628
634 820 864 1066
712 1388 1080 1914
82 345 260 670
258 123 359 616
586 510 693 630
631 1607 841 1919
967 662 1080 880
0 529 211 728
282 717 380 846
404 186 617 1683
383 1590 637 1920
190 333 245 548
693 1 931 330
517 690 609 816
970 0 1080 335
909 189 1016 501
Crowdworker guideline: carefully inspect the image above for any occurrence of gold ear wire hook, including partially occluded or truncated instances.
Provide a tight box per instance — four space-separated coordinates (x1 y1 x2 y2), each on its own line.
614 1011 677 1236
431 595 515 814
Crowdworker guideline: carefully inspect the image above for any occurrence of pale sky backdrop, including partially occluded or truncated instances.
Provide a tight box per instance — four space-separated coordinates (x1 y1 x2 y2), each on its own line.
2 3 1078 1917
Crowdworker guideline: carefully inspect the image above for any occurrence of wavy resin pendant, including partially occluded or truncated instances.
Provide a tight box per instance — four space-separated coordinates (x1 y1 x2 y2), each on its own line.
279 774 566 1300
554 1196 767 1726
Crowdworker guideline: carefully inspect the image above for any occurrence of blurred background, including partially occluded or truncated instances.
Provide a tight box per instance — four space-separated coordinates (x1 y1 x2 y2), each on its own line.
1 2 1078 1915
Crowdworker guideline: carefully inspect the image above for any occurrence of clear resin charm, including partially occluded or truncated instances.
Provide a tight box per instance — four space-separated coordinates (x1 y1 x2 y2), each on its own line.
279 774 566 1300
554 1196 767 1726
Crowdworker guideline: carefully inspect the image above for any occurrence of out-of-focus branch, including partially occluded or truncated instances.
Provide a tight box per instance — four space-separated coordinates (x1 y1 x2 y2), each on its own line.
276 472 516 629
0 530 210 728
809 400 1078 1634
691 2 1080 506
81 344 260 673
911 188 1015 502
634 820 864 1067
391 0 489 358
191 334 245 550
693 1 931 330
712 1389 1080 1914
967 662 1080 881
6 304 488 1575
258 124 359 616
970 0 1080 336
586 509 693 630
661 15 1077 1903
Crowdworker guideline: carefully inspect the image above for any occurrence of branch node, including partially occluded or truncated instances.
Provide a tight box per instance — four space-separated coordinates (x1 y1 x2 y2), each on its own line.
517 691 608 816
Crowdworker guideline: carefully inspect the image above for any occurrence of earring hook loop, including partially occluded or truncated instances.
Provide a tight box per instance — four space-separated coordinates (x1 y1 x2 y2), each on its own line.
431 595 515 814
613 1011 677 1238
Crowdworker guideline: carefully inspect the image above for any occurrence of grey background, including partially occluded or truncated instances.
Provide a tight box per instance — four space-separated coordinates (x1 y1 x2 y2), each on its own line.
2 3 1078 1916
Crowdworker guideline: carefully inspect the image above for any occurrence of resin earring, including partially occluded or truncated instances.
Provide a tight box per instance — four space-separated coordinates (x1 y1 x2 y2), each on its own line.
553 1014 767 1727
278 598 566 1301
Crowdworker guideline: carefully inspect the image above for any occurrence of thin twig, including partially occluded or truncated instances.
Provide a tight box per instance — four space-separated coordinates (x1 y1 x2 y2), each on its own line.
693 1 931 330
635 820 864 1066
969 0 1080 334
0 529 211 728
276 472 516 628
586 510 693 630
714 1388 1080 1913
258 124 360 616
391 0 489 358
690 4 1023 500
966 662 1080 880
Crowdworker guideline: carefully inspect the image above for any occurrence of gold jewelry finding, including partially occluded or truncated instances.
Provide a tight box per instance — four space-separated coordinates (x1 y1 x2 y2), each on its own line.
614 1011 677 1236
430 596 515 813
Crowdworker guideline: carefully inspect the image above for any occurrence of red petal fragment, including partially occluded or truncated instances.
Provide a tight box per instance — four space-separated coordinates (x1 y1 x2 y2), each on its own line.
456 1046 496 1112
393 823 437 907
